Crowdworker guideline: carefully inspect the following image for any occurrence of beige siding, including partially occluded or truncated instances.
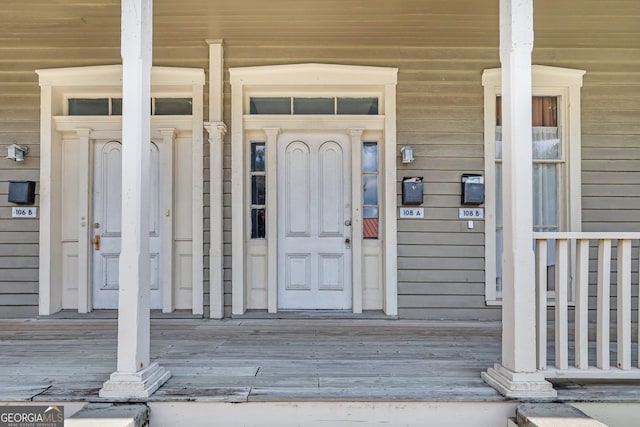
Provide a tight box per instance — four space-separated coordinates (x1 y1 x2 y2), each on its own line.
0 0 639 319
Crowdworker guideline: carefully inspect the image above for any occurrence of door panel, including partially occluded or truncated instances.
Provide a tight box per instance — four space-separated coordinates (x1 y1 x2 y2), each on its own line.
278 134 352 310
92 140 162 309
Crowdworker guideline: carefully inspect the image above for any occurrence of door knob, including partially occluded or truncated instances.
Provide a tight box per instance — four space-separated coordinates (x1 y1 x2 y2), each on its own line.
345 219 352 226
93 235 101 251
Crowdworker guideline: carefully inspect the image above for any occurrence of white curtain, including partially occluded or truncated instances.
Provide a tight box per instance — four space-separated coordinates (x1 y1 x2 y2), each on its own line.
495 126 560 292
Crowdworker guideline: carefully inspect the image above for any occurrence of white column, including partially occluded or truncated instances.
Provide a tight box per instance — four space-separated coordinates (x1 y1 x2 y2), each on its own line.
100 0 170 398
205 122 228 319
158 128 176 314
76 128 92 314
264 127 280 314
349 129 364 314
206 40 227 319
481 0 556 398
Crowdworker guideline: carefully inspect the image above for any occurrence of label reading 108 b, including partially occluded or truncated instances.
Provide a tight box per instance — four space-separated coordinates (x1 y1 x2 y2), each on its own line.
459 208 484 219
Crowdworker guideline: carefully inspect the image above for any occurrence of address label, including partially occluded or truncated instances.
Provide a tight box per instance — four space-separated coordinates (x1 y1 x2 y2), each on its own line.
12 207 37 218
399 207 424 219
459 208 484 219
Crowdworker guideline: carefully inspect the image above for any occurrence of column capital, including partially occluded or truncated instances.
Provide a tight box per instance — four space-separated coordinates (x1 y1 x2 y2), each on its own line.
347 128 365 138
75 128 93 139
204 121 228 140
263 127 280 138
157 127 177 141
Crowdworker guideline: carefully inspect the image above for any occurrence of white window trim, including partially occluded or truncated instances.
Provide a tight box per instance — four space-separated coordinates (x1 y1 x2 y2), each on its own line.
483 65 586 304
229 63 398 316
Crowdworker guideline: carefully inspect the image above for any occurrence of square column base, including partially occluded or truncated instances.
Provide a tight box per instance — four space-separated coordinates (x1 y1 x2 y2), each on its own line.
99 361 171 399
482 363 557 399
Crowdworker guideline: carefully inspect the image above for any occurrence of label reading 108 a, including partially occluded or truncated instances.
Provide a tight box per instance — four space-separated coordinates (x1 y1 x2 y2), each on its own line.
399 207 424 219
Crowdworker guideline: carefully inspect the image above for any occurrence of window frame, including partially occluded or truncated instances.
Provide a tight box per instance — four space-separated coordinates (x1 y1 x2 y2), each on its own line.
482 65 586 305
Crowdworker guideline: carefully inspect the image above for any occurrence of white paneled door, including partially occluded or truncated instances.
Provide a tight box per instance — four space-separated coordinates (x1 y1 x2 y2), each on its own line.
92 140 162 309
277 134 352 309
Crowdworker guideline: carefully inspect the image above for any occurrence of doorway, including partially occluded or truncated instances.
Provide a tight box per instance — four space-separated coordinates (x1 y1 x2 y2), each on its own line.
277 133 352 310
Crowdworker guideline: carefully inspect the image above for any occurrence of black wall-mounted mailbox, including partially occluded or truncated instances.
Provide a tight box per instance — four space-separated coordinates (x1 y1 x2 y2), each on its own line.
8 180 36 204
461 174 484 205
402 177 423 205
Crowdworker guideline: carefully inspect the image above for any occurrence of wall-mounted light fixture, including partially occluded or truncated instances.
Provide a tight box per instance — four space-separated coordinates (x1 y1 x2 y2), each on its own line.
400 145 414 163
7 144 30 162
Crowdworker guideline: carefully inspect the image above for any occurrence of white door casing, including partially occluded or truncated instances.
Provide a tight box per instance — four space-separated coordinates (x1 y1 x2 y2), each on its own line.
92 140 162 309
230 63 398 316
37 65 205 315
277 134 352 310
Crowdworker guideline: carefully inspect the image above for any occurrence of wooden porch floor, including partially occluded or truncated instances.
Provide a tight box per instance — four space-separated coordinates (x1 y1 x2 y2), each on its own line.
1 318 639 403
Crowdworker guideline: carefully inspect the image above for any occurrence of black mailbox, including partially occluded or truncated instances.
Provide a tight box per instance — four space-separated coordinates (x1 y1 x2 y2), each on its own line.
8 180 36 204
461 174 484 205
402 177 423 205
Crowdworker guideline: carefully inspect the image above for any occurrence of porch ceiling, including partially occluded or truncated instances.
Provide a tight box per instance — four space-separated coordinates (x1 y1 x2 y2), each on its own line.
0 0 638 49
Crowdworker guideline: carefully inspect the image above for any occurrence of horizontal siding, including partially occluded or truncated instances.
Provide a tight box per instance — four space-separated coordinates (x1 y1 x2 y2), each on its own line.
0 0 638 320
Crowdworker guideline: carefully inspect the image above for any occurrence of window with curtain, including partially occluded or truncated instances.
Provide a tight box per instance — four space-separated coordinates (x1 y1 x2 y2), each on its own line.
495 96 562 292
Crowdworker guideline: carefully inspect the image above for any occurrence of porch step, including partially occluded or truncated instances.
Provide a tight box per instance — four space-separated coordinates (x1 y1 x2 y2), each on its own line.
516 403 607 427
66 403 148 427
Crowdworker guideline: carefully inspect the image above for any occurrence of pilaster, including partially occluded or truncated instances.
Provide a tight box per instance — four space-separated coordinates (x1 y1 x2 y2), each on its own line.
205 122 228 319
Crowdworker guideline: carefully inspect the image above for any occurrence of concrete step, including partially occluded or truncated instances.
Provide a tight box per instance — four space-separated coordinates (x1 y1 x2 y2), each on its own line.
66 403 148 427
516 403 607 427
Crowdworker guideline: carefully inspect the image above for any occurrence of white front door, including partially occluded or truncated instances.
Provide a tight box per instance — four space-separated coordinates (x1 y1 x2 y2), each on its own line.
92 140 162 309
277 133 352 310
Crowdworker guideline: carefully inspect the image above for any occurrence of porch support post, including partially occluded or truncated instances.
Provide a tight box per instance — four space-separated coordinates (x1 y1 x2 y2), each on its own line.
205 122 228 319
481 0 556 398
100 0 170 398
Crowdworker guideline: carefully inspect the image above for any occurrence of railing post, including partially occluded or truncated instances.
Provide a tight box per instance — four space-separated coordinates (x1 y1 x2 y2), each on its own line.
616 239 632 370
535 239 548 370
597 239 612 370
575 238 590 370
555 238 569 370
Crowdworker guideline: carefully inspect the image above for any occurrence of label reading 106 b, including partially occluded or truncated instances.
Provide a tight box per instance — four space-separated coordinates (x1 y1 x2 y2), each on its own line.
459 208 484 219
12 207 37 218
399 207 424 219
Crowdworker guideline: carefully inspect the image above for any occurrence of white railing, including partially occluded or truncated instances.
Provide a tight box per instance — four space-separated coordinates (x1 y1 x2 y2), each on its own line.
533 232 640 379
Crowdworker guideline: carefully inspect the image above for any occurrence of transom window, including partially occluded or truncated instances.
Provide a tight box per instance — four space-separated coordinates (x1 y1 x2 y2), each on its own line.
68 97 193 116
249 97 379 115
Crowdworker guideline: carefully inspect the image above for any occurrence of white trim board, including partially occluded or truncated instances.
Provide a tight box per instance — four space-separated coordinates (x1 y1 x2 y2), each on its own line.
229 63 398 316
36 65 205 315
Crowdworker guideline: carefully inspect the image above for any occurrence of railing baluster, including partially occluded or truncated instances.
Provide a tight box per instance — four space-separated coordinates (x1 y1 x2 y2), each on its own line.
555 238 569 370
617 239 632 370
536 238 548 370
575 238 590 369
597 239 612 370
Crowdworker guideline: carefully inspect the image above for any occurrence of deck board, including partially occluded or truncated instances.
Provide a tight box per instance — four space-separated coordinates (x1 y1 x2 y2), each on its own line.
0 318 638 403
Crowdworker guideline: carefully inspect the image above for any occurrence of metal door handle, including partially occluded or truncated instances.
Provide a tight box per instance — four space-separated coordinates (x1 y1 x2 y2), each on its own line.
93 235 101 251
344 219 352 227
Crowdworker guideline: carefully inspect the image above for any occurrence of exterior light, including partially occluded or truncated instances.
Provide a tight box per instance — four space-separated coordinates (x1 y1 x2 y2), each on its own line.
7 144 29 161
400 145 414 163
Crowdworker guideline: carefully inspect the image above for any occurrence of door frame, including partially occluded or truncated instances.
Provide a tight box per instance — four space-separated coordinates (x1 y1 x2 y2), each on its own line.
37 65 205 315
230 63 398 315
